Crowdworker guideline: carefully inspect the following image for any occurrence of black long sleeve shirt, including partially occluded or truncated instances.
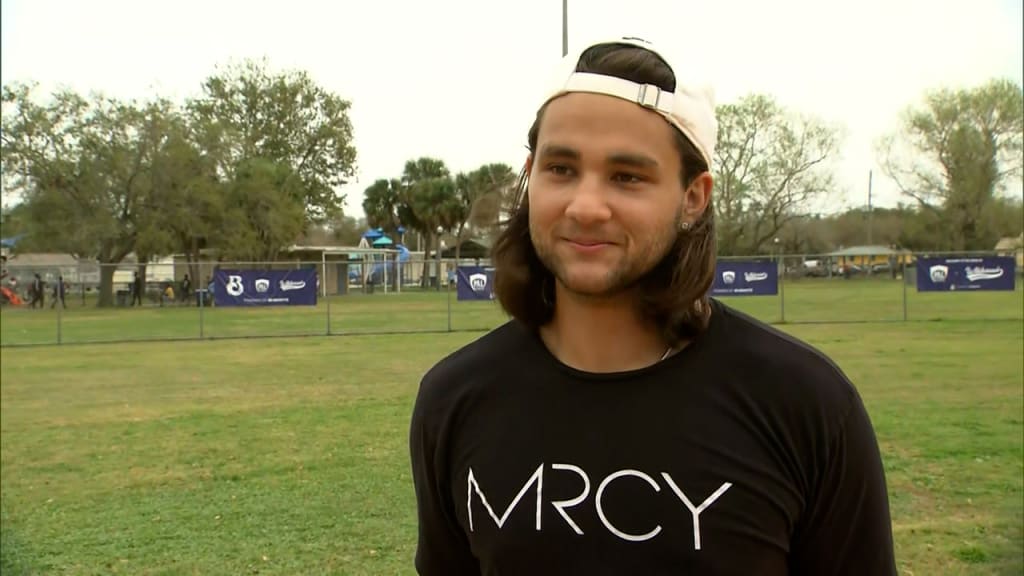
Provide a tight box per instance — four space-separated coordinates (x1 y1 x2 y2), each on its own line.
410 300 897 575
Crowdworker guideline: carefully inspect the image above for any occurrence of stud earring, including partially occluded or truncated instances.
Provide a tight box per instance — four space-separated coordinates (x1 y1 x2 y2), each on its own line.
680 221 692 232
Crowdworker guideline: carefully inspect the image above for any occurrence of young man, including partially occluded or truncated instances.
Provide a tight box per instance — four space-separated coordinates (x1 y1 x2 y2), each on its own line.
410 37 897 575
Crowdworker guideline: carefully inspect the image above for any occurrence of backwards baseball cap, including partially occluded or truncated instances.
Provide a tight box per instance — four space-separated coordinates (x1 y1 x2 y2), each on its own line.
540 36 717 169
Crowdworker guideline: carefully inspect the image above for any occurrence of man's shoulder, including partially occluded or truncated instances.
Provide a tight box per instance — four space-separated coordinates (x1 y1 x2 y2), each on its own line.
416 321 533 402
711 300 857 411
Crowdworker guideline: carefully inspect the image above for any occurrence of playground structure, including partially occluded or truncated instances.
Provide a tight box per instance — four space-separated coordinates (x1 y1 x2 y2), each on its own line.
0 259 25 306
1 285 24 306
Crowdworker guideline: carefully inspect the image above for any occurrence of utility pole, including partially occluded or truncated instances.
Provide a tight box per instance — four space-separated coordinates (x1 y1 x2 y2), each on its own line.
562 0 568 56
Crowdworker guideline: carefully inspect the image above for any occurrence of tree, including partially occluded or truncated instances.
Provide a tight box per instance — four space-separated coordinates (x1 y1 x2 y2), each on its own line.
1 83 174 306
713 94 841 255
188 58 358 241
397 158 457 286
214 158 306 262
135 105 221 283
984 195 1024 242
879 78 1023 251
772 214 832 255
445 163 517 261
299 214 364 246
362 178 404 237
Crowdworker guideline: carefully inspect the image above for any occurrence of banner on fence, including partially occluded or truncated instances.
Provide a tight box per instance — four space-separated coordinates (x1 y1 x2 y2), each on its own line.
711 261 778 296
915 256 1016 292
213 269 318 306
456 266 495 301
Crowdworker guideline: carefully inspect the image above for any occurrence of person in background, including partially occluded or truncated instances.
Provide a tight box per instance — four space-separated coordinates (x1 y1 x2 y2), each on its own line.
50 275 66 309
29 273 44 309
181 273 192 304
160 282 175 307
132 271 144 306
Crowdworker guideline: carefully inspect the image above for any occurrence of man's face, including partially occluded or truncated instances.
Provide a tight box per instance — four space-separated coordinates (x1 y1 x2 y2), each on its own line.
527 93 689 299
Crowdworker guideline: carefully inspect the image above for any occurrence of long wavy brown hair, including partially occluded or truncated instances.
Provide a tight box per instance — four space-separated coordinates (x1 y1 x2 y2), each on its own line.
491 42 717 347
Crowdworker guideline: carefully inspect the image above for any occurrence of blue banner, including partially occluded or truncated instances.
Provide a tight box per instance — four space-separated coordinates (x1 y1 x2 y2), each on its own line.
916 256 1016 292
712 261 779 296
213 269 318 306
456 266 495 301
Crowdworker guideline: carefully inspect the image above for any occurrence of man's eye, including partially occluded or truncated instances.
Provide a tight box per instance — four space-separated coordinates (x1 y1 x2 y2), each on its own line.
548 165 573 176
613 173 643 184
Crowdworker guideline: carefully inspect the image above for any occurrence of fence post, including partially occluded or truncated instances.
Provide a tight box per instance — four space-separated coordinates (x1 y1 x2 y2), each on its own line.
326 289 332 336
902 260 908 321
446 263 452 332
57 288 63 345
321 255 327 299
779 256 786 323
199 282 205 339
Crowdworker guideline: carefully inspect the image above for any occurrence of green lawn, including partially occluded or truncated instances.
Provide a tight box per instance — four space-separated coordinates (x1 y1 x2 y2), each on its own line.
1 286 1022 574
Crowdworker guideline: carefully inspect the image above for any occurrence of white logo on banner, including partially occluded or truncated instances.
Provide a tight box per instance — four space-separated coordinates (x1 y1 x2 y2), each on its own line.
469 273 488 292
964 266 1003 282
226 275 245 296
255 279 270 293
929 265 949 283
280 280 306 291
721 271 735 285
744 272 768 282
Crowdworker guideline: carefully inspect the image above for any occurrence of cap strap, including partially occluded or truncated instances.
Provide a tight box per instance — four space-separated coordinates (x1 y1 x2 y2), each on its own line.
561 73 674 115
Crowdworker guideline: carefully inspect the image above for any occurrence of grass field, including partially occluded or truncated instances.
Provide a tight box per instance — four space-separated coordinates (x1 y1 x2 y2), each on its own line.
1 282 1022 575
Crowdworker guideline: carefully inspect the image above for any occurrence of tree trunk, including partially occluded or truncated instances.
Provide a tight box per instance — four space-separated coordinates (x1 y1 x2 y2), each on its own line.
97 263 117 307
95 240 135 307
188 237 201 289
421 235 433 288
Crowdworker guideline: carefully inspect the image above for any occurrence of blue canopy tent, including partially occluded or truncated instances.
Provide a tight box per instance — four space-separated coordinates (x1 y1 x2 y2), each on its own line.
371 235 394 247
362 228 385 240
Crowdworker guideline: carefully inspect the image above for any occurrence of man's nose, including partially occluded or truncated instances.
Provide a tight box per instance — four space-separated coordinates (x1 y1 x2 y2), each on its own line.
563 174 612 225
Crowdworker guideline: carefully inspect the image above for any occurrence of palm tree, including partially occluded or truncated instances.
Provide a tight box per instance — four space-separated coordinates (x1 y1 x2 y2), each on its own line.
361 178 403 236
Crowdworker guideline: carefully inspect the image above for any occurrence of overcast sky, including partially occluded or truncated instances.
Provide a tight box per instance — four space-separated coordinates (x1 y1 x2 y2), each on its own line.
2 0 1022 218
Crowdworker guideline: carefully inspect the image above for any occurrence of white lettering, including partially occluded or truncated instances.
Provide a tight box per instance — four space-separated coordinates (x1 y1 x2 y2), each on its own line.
964 266 1004 281
595 469 662 542
550 463 590 535
225 275 244 296
661 475 732 551
464 462 733 548
467 464 543 532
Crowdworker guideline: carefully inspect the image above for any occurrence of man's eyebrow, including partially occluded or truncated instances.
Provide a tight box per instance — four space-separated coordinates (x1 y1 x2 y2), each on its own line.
536 145 660 169
607 152 659 169
536 144 580 159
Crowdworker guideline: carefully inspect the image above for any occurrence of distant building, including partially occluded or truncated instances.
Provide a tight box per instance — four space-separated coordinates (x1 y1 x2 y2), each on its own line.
2 253 174 289
3 253 91 286
826 245 914 271
994 234 1024 268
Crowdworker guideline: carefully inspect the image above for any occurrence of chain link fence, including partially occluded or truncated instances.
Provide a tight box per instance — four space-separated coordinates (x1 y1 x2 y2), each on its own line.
1 252 1020 347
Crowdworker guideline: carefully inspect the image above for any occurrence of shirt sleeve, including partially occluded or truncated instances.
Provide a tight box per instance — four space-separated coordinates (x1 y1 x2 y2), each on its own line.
409 378 481 575
789 386 898 575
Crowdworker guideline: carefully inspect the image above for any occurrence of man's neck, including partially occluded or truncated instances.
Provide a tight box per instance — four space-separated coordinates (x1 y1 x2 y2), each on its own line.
539 285 669 374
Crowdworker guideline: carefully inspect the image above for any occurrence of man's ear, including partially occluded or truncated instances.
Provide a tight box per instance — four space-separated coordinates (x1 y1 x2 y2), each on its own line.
683 172 713 219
